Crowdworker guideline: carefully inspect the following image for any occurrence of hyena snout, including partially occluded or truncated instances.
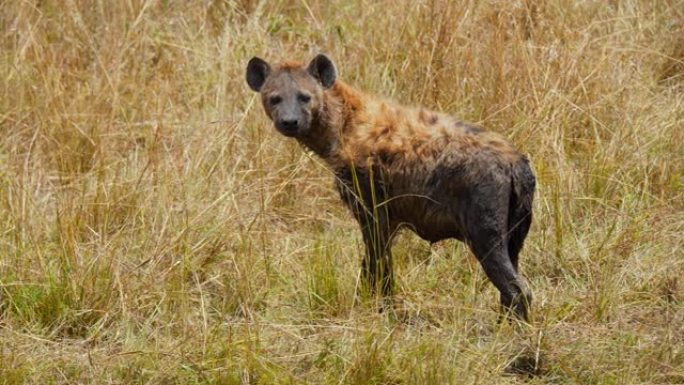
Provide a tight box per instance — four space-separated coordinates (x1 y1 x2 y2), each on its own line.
270 100 312 137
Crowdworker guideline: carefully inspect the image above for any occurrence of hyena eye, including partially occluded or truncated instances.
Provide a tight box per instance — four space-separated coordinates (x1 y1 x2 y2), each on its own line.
269 95 282 105
297 93 311 103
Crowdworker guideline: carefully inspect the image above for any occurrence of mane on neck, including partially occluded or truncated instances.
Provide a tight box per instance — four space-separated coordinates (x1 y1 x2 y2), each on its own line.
299 80 364 166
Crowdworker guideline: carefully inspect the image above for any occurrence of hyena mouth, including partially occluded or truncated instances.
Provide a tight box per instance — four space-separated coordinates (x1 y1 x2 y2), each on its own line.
276 125 299 137
276 120 300 137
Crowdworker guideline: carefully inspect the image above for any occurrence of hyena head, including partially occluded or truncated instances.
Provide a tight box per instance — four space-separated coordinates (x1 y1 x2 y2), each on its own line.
246 54 336 138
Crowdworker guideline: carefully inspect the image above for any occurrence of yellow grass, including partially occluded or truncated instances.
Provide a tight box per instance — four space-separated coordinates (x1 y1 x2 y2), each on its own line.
1 1 683 383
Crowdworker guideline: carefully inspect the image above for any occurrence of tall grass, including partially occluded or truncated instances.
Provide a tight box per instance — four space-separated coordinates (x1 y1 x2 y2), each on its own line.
1 0 683 383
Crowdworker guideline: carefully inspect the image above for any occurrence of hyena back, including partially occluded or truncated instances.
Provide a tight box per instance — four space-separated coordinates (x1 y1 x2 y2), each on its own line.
246 54 535 321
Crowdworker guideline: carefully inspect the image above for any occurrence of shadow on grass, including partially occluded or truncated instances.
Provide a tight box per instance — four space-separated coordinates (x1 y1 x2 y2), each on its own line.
505 350 546 378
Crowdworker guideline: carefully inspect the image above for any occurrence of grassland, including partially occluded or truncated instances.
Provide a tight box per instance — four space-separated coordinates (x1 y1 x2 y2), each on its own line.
1 1 683 383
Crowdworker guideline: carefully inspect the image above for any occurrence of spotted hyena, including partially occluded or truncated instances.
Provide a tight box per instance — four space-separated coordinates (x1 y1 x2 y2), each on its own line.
246 54 535 321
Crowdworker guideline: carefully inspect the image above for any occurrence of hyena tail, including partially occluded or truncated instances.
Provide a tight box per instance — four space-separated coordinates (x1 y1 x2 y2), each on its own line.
508 156 535 272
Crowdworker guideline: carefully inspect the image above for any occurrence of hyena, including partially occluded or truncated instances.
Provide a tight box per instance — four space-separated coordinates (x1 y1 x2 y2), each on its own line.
246 54 535 321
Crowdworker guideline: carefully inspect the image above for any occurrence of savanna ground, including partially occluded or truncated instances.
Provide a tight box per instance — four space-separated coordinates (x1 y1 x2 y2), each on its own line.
1 1 683 383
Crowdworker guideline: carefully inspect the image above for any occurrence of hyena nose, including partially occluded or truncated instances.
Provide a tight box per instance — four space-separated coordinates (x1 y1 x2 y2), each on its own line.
278 119 299 133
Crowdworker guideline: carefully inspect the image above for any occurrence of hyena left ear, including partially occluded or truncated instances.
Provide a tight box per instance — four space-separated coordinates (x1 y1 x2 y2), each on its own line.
308 54 336 88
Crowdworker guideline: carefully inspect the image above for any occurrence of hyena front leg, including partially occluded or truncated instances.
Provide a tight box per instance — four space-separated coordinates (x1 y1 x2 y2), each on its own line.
358 213 395 298
336 168 396 301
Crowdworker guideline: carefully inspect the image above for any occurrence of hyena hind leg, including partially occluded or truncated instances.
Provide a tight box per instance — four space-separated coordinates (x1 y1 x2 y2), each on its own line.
468 232 531 322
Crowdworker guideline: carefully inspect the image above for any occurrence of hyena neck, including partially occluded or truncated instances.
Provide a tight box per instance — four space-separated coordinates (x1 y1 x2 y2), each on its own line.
298 81 362 169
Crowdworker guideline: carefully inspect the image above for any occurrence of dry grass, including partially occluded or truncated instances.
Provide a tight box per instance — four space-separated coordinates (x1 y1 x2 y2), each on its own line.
1 0 683 383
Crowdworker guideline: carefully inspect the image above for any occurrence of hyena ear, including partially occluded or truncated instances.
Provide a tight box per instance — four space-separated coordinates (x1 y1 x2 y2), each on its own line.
246 57 271 92
308 54 336 88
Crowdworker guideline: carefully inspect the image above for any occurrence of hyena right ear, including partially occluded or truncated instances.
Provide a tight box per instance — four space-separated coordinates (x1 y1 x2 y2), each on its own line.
308 54 336 88
246 57 271 92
